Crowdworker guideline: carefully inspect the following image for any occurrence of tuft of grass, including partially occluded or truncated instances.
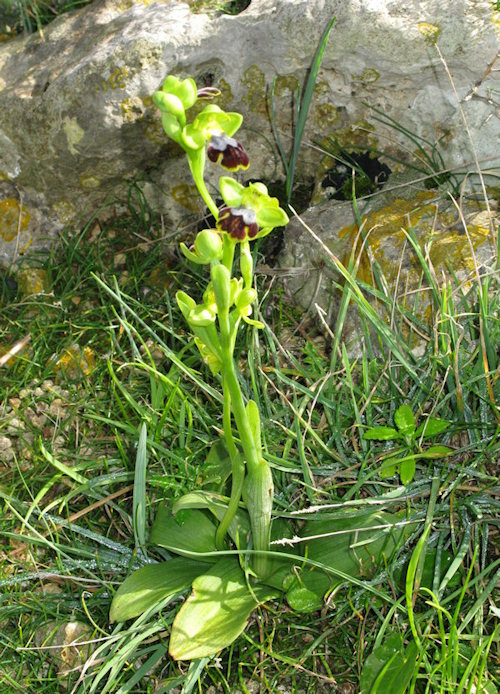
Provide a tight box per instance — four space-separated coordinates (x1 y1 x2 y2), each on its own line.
1 0 94 35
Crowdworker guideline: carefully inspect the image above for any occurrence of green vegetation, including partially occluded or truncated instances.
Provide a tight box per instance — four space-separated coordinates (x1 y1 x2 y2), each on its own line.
1 170 498 689
0 5 498 692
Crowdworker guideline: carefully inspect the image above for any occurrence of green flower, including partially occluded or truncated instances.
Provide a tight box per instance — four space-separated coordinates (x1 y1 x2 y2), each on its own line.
217 178 289 242
181 105 243 153
153 75 198 132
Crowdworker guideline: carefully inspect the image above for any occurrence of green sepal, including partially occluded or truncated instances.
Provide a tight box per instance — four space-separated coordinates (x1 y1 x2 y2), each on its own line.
162 75 198 109
109 557 206 623
194 229 223 262
154 91 186 124
236 287 257 310
188 304 217 327
256 206 289 229
219 176 244 206
180 242 208 265
181 123 206 151
161 112 182 143
176 290 196 319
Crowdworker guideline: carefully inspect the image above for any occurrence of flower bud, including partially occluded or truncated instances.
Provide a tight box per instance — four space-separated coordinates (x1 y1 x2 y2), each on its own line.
211 263 232 312
194 229 223 263
239 243 253 288
235 288 257 311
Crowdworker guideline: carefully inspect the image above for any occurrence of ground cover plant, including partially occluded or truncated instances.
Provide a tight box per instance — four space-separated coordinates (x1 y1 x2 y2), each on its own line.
1 14 499 694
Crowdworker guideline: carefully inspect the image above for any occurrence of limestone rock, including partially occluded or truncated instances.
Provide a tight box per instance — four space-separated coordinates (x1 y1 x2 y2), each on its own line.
0 0 498 263
279 186 498 353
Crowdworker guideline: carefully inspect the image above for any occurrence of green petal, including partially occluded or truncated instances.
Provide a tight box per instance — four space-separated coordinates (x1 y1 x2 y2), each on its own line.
219 112 243 137
181 124 206 151
256 206 289 229
219 176 244 206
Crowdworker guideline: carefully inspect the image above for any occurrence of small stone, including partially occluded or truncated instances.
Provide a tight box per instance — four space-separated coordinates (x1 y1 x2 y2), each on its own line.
49 399 65 417
7 417 24 434
34 386 44 397
8 397 21 409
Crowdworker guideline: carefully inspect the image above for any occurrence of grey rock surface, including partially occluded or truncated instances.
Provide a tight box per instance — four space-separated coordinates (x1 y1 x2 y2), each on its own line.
0 0 498 264
279 183 498 354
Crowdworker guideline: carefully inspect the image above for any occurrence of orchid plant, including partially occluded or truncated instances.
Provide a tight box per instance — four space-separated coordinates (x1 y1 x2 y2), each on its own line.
109 75 408 662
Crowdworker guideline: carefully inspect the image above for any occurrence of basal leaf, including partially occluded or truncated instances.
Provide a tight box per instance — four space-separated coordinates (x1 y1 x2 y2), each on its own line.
198 439 233 491
109 557 205 622
172 489 251 549
169 557 277 660
149 505 217 560
302 511 410 598
394 405 415 436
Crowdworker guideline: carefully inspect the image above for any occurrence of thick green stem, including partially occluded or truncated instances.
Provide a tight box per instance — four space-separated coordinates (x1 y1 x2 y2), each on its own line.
217 306 271 575
188 148 219 221
215 380 245 550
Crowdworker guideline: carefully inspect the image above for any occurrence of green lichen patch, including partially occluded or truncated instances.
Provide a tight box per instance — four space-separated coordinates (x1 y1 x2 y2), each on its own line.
351 68 380 83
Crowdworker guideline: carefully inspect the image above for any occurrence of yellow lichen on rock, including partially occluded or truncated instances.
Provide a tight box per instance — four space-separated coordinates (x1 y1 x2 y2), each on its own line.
338 192 493 288
0 198 31 242
418 22 441 44
50 345 96 381
18 268 47 296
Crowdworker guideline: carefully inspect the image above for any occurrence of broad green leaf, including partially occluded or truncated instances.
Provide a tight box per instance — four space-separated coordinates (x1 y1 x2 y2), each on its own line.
399 456 416 485
279 512 414 612
149 505 217 560
109 557 205 623
415 417 450 438
197 440 233 491
172 489 251 549
363 427 399 441
360 633 418 693
169 558 277 660
303 512 410 598
394 405 415 436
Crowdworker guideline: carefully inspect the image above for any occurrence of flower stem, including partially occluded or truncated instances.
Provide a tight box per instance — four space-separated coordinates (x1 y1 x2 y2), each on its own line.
187 148 219 220
217 305 271 574
215 380 245 550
